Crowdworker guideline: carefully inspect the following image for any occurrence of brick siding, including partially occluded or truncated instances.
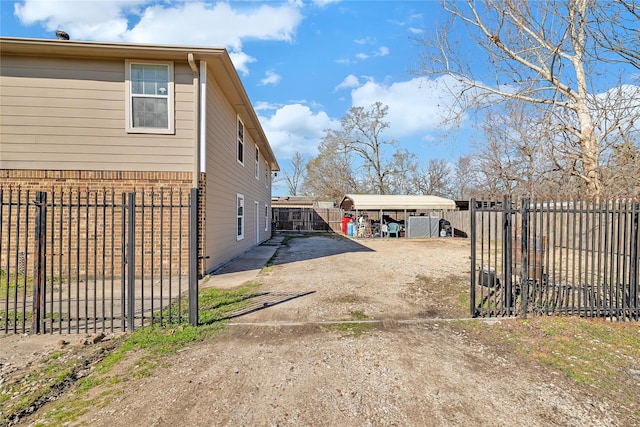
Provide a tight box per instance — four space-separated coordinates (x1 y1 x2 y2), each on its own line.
0 170 205 280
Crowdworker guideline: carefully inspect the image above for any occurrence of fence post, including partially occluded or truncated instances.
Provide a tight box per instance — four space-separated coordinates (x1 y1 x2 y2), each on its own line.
631 202 639 319
127 192 136 331
31 192 46 334
520 198 530 317
188 188 199 326
503 195 513 315
470 198 477 317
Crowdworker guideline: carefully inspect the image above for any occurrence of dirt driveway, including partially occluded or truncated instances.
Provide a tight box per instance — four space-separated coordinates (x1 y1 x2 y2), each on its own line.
8 234 629 426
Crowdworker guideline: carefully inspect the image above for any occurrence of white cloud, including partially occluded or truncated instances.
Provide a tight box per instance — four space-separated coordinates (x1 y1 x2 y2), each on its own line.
354 36 375 45
408 27 424 35
122 2 302 47
334 74 360 91
312 0 342 7
14 0 303 74
259 103 339 158
350 76 464 137
254 101 279 111
335 57 356 65
229 51 256 76
351 46 388 63
14 0 143 41
260 70 282 86
375 46 389 56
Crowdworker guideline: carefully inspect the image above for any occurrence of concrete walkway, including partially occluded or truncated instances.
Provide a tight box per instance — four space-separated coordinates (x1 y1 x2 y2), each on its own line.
202 235 284 289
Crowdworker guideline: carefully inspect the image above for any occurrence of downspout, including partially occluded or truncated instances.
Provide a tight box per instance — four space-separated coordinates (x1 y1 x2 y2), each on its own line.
188 53 200 189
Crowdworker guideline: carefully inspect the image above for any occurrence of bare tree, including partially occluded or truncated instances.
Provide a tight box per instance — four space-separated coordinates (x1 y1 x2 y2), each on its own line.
473 103 562 196
385 149 420 194
304 138 358 203
589 0 640 70
453 156 478 199
412 159 454 197
283 151 306 196
417 0 640 197
324 102 398 194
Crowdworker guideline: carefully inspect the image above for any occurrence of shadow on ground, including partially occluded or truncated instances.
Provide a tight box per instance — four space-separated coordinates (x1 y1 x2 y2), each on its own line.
212 291 316 321
268 233 375 266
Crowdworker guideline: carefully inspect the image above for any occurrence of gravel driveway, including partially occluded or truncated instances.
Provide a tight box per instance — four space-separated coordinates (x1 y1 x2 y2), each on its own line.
3 234 626 426
65 234 620 426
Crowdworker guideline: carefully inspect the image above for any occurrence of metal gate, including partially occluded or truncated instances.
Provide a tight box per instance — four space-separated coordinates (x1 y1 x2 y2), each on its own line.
1 187 199 334
470 197 639 320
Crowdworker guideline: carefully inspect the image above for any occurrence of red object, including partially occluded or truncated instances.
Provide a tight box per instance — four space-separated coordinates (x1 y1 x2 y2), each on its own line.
341 217 351 234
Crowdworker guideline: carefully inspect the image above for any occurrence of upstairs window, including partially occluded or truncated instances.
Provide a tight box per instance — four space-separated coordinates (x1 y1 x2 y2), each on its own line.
126 61 174 133
255 146 260 179
237 119 244 165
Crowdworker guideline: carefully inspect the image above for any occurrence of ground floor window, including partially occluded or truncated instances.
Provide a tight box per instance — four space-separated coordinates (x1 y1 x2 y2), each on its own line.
237 194 244 240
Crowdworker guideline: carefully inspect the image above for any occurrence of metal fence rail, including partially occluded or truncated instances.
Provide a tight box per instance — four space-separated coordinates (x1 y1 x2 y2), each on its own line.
470 197 639 320
0 187 198 334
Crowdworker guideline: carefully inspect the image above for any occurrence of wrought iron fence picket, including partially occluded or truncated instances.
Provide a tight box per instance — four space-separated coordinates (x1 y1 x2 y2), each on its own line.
471 197 640 320
0 187 198 334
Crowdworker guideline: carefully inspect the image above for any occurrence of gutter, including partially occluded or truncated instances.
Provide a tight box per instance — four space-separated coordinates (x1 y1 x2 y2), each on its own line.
188 53 200 188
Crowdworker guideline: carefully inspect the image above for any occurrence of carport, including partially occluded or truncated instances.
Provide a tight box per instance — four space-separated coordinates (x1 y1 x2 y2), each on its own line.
339 194 457 238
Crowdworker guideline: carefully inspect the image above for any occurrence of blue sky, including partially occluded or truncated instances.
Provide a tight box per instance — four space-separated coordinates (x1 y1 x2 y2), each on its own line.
0 1 506 194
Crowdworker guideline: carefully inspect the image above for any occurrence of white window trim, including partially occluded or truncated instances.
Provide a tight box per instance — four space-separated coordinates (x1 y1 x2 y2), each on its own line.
125 60 175 134
255 145 260 180
264 161 269 188
264 204 269 231
237 193 245 241
237 117 245 166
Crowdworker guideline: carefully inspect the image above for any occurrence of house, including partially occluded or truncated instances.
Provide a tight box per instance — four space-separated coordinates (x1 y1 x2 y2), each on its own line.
0 36 279 275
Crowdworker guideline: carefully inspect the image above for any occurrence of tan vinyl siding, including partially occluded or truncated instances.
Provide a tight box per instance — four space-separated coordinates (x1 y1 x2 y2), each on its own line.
0 54 195 172
203 73 271 272
1 38 277 277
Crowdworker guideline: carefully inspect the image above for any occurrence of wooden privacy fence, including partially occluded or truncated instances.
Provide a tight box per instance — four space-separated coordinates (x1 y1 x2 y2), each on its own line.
0 187 199 334
471 197 639 320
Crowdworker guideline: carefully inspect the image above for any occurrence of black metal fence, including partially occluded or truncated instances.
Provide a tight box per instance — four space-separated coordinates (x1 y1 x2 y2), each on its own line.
470 197 639 320
272 207 343 232
0 187 199 334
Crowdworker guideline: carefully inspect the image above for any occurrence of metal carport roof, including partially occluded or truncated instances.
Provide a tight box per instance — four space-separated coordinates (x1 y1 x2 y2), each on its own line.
339 194 456 211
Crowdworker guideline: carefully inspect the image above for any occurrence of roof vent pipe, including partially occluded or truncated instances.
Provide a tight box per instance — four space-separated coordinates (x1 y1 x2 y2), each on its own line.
55 30 69 40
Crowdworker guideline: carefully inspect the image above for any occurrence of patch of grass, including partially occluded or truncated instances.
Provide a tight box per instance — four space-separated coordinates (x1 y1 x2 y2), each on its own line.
326 321 376 337
348 309 369 320
0 354 79 427
75 376 105 394
0 310 32 322
128 358 158 379
457 316 640 419
0 271 34 293
10 282 263 426
198 282 261 324
526 318 639 389
457 290 470 312
327 294 366 304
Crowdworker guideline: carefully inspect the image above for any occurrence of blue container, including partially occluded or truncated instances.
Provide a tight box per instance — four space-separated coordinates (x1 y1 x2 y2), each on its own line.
347 222 354 237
